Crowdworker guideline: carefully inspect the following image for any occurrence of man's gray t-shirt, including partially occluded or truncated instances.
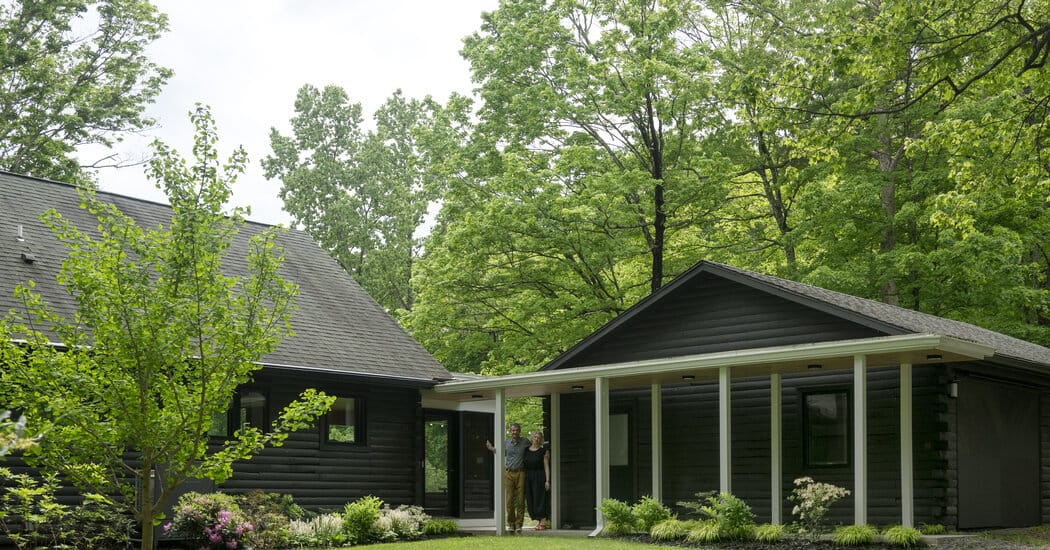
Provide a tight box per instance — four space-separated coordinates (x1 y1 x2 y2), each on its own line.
505 437 527 469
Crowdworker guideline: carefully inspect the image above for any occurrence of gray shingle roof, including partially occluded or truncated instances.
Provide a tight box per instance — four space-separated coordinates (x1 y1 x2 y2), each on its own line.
708 261 1050 368
0 171 451 383
542 260 1050 371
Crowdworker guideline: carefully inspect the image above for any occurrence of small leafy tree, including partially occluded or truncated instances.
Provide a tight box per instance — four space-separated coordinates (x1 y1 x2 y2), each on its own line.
789 477 851 534
0 105 334 550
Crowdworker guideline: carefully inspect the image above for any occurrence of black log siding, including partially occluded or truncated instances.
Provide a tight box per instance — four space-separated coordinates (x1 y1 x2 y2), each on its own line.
215 373 423 511
1043 392 1050 525
560 274 884 369
556 365 958 529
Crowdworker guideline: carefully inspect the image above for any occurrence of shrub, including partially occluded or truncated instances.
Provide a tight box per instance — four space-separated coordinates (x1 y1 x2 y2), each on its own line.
789 477 851 534
633 495 673 532
0 468 70 550
700 492 755 540
422 518 459 535
287 513 346 548
343 495 383 544
883 525 923 547
685 519 721 543
833 524 879 546
165 492 255 550
597 497 637 535
676 490 716 519
650 518 686 541
59 494 135 549
919 523 946 535
755 523 785 543
233 491 303 549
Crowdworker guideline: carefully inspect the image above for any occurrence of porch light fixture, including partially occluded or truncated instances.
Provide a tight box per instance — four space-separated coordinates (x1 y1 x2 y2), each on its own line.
681 375 695 381
571 385 584 391
807 363 822 370
927 354 942 360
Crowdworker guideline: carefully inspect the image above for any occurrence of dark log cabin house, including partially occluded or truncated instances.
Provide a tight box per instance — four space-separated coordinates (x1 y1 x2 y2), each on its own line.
5 171 1050 535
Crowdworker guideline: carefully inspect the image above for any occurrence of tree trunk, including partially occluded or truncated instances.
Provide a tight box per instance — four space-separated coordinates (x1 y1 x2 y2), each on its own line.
140 466 155 550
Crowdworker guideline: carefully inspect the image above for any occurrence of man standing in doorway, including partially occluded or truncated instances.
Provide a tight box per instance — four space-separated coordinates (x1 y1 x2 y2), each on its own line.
486 422 527 533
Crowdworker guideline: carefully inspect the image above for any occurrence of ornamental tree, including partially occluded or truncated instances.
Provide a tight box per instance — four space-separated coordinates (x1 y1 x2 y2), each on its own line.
0 106 333 550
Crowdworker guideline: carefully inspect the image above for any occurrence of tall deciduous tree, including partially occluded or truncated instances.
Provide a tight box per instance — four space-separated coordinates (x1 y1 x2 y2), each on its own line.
0 0 171 182
0 106 334 550
264 86 436 313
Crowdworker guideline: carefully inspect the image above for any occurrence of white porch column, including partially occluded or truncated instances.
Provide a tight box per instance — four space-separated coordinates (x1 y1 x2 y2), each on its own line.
494 388 506 535
854 354 868 525
651 384 663 502
551 392 562 530
719 366 732 493
770 373 782 525
591 377 610 537
900 363 914 528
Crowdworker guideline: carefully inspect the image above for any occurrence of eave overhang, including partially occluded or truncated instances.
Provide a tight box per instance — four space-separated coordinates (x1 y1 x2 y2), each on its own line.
425 333 993 403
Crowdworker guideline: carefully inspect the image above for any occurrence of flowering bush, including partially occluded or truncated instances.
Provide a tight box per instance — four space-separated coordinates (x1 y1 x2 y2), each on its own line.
287 514 346 548
165 492 254 549
788 477 850 534
377 504 429 540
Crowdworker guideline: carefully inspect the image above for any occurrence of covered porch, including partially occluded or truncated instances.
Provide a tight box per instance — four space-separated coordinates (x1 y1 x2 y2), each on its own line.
423 333 993 536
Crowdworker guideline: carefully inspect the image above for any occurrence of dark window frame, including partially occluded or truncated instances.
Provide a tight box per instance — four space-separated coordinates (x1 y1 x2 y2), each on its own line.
322 395 366 447
207 386 269 440
801 387 852 468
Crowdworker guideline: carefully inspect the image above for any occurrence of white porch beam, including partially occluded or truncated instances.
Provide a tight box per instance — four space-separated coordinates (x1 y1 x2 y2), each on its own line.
719 366 732 493
854 355 867 525
551 392 562 530
651 384 663 502
900 363 914 528
770 373 782 525
591 377 610 537
494 389 506 535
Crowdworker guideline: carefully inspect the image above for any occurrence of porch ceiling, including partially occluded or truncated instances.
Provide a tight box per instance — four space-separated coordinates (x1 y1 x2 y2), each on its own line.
423 333 993 402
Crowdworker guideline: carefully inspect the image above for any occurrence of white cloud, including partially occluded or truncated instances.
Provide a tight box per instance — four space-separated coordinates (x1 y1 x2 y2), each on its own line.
79 0 496 226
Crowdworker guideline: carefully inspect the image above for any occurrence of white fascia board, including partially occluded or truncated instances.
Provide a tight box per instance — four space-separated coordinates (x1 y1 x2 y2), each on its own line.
430 334 993 394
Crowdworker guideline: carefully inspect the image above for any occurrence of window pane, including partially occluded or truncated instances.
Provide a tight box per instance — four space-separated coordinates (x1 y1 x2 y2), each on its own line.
326 397 357 443
805 392 849 466
239 391 266 430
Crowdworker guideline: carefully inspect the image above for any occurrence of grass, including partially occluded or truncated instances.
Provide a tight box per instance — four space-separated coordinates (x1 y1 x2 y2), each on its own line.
353 535 682 549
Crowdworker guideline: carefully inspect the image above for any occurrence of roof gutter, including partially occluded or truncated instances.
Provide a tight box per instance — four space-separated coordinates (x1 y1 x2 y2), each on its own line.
431 333 993 394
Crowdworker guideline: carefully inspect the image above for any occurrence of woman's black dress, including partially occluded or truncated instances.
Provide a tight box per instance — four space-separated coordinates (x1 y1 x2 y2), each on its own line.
523 445 549 522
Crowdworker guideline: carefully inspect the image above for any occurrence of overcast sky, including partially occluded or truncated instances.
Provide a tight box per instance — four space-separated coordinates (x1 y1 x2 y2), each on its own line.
77 1 498 226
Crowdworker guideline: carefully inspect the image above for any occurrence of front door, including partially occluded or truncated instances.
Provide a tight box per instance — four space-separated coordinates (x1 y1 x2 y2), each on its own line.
460 411 495 517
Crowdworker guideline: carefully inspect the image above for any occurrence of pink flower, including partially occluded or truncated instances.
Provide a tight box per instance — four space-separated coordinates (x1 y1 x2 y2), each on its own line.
226 541 238 549
163 522 172 533
209 533 221 543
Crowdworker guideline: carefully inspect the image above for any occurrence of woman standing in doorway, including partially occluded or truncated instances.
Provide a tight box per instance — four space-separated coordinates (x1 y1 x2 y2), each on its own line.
524 430 551 530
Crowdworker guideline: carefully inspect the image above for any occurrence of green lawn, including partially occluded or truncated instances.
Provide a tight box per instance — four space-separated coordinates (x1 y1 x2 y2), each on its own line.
353 536 679 549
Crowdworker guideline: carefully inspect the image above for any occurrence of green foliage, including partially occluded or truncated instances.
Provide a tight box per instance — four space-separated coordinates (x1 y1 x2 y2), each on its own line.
754 523 785 543
422 518 460 536
883 525 923 547
833 524 879 546
165 492 254 550
0 467 70 550
0 106 334 550
698 492 756 540
684 520 722 544
632 495 673 533
919 523 946 535
343 495 384 544
597 498 637 535
649 518 686 541
0 0 172 181
789 477 851 534
264 87 441 314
